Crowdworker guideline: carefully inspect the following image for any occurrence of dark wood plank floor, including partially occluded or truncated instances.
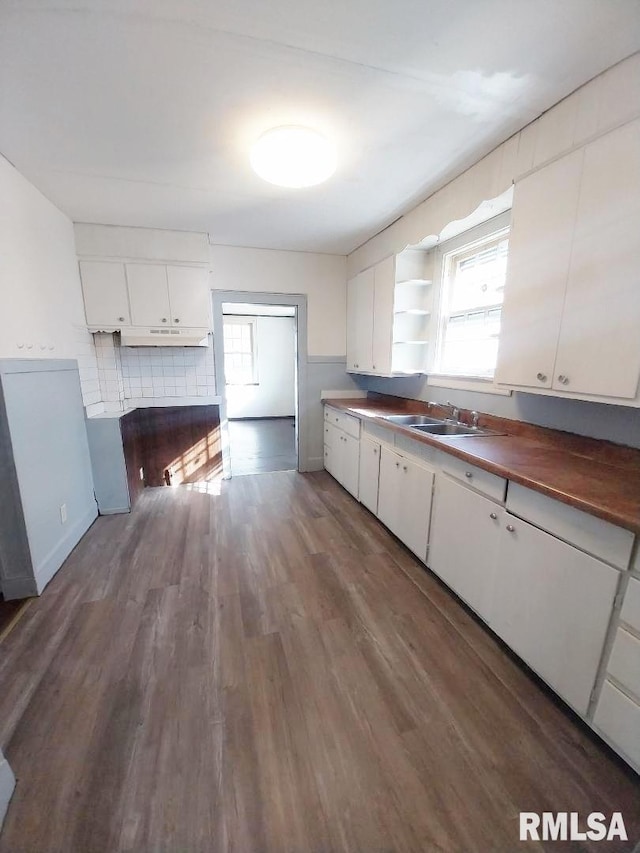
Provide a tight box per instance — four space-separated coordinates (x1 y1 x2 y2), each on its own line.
0 471 638 852
228 417 297 475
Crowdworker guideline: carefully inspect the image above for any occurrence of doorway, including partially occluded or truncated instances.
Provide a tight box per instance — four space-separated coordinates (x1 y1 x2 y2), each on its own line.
212 291 308 478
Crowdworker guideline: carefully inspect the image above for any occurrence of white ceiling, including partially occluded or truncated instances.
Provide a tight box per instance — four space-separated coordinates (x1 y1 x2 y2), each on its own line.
1 1 639 255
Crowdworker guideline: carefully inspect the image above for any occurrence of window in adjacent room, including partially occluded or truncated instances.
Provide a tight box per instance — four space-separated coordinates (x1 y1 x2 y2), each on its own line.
435 224 510 378
223 317 258 385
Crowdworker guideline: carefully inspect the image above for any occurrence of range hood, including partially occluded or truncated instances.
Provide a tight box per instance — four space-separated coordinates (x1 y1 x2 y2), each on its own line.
119 327 210 347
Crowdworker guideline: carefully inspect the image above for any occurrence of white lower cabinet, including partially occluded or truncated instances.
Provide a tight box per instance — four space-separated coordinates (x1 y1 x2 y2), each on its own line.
377 446 434 561
358 436 381 514
323 415 359 499
428 474 503 622
490 513 619 715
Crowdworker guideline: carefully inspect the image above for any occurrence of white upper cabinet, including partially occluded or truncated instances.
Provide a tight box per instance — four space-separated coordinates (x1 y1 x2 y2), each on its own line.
347 249 433 377
127 264 171 327
166 266 211 328
371 256 394 374
496 118 640 405
79 261 130 328
346 268 374 372
552 120 640 399
495 150 583 390
126 264 210 329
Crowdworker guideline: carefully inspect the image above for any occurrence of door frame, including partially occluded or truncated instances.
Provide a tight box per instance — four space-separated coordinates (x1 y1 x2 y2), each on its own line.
212 290 309 477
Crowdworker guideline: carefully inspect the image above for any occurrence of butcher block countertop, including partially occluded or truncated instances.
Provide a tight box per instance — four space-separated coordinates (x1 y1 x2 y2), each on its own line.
322 395 640 535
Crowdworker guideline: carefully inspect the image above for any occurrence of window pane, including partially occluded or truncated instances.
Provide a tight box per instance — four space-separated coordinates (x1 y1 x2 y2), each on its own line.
437 229 509 377
223 319 257 385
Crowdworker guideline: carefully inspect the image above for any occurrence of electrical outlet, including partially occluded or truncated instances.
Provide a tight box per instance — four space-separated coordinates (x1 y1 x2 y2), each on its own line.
60 503 67 524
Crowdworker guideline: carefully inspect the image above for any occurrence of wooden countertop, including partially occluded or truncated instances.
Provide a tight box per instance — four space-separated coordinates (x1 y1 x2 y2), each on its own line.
323 397 640 535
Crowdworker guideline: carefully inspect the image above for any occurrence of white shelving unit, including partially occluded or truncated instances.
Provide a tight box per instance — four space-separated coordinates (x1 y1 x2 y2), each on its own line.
391 249 433 374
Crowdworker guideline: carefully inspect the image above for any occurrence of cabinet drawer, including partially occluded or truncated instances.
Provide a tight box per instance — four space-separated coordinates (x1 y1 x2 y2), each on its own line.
507 483 634 569
324 407 360 438
593 680 640 770
621 576 640 632
608 628 640 701
439 455 506 502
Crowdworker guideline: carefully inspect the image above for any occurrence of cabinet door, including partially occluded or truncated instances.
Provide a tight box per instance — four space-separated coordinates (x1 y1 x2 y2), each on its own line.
346 269 374 371
167 266 211 328
397 457 434 562
377 446 402 538
80 261 130 327
341 434 360 499
491 514 619 715
428 475 502 621
127 264 171 327
553 120 640 399
495 150 583 389
324 422 339 478
358 437 381 514
371 256 394 374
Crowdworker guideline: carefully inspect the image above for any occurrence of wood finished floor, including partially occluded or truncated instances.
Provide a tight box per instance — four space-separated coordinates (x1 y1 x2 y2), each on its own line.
228 417 297 476
0 471 638 853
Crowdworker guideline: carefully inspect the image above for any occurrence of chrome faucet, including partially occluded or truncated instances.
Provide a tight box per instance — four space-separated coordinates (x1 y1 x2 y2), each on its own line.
443 400 460 422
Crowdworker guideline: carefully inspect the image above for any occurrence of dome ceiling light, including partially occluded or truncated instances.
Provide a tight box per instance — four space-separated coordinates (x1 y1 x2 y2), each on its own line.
250 126 336 188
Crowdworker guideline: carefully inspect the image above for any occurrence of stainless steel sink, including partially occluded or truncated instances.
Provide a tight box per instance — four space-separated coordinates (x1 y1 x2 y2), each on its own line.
381 414 443 426
411 423 501 437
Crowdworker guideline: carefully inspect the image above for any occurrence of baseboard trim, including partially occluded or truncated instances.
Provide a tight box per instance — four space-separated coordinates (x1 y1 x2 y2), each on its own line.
1 576 38 600
98 506 131 516
0 754 15 831
34 503 98 594
304 456 324 472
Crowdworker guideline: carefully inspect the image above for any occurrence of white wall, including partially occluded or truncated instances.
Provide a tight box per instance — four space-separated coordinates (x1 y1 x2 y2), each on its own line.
0 155 100 410
211 246 346 357
226 316 295 419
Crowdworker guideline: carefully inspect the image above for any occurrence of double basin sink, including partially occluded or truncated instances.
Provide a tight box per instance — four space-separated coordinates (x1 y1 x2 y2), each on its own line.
381 413 503 438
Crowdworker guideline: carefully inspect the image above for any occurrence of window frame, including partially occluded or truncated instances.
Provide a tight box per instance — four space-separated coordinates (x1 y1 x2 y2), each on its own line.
222 316 259 386
430 211 512 393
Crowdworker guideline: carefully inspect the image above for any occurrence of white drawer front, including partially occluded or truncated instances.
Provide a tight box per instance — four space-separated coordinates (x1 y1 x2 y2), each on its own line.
340 412 361 439
621 576 640 633
324 406 360 438
593 680 640 771
507 483 634 570
439 455 506 502
608 628 640 701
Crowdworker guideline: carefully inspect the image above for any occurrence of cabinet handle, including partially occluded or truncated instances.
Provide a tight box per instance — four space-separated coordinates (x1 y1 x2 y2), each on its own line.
161 318 167 323
490 512 497 520
558 374 569 385
465 471 473 479
373 448 378 454
118 316 125 322
536 372 547 382
174 318 180 324
372 364 376 370
506 524 515 533
395 462 400 468
402 465 408 472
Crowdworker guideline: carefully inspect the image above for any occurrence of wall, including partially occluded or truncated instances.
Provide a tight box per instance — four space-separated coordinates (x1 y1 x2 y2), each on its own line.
0 360 97 598
226 316 296 419
0 155 101 413
210 246 347 358
347 52 640 448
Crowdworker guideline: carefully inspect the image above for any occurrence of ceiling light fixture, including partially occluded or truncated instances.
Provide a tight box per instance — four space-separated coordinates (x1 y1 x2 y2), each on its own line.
250 126 336 188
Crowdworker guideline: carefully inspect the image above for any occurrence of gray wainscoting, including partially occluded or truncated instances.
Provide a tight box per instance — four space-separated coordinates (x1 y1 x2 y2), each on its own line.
0 360 97 599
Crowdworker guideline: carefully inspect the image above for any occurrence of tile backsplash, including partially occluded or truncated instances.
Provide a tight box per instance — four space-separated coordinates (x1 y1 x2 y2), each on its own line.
93 333 216 409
